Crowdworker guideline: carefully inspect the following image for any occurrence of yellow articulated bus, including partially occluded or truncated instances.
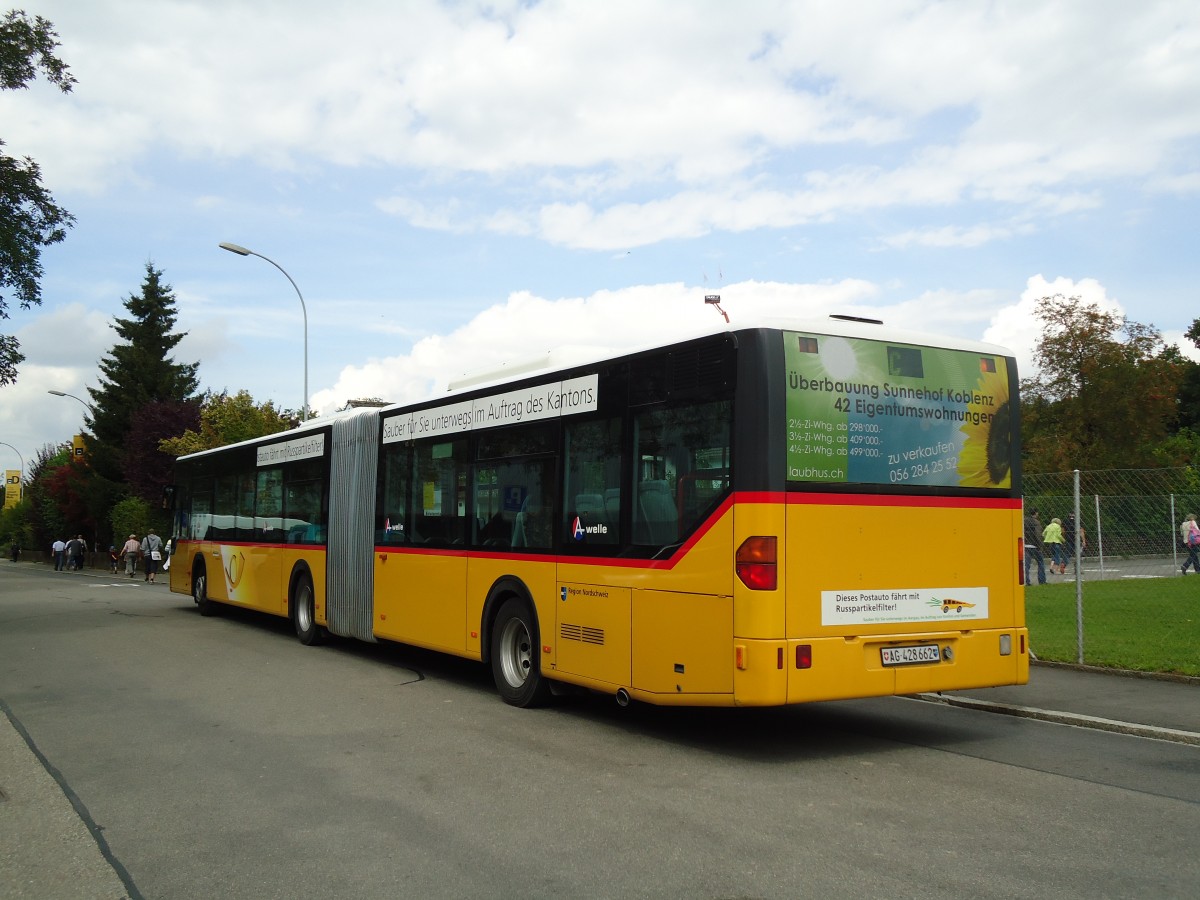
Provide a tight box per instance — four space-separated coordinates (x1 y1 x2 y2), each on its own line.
168 317 1028 707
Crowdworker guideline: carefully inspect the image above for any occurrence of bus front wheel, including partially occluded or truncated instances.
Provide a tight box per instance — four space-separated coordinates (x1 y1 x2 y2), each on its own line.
194 565 218 617
490 597 551 708
292 575 325 646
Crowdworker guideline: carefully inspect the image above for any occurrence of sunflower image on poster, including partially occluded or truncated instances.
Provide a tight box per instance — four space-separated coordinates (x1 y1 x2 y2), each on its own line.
956 357 1011 487
784 332 1012 488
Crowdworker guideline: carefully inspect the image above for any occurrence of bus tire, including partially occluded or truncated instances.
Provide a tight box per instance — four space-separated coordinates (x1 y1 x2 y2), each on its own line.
490 597 551 708
193 564 218 617
292 574 324 646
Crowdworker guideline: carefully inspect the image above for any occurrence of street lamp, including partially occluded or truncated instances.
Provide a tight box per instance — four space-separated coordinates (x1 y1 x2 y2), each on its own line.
219 241 309 421
48 389 94 414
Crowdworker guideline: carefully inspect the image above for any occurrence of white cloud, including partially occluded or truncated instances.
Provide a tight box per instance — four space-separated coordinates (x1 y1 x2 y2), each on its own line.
9 0 1198 247
982 275 1126 379
310 277 895 412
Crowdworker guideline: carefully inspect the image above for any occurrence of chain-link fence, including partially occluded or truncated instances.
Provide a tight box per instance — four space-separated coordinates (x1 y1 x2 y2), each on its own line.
1022 467 1200 675
1025 468 1200 579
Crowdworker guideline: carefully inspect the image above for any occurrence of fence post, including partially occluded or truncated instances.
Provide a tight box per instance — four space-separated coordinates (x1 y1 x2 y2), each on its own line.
1170 493 1178 571
1074 469 1084 664
1093 493 1104 577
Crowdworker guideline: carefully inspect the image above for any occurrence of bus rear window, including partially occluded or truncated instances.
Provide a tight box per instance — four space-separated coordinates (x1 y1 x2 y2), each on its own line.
785 332 1013 489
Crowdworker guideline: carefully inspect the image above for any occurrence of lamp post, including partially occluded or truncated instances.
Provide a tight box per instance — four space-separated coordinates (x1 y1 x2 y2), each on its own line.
47 389 94 414
219 242 309 421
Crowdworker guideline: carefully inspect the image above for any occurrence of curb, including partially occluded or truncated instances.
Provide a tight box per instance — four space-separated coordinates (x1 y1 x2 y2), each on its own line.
1031 658 1200 686
914 692 1200 746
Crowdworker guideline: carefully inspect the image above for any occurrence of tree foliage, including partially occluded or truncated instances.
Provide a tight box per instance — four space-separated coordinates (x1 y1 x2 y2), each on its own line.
22 442 69 547
1174 317 1200 434
160 390 295 456
121 398 201 505
0 9 75 385
0 496 31 547
109 495 156 548
1021 295 1183 472
86 263 200 482
43 455 93 542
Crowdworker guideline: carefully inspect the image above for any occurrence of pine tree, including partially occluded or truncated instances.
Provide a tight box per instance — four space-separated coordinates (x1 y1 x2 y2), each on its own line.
86 263 199 482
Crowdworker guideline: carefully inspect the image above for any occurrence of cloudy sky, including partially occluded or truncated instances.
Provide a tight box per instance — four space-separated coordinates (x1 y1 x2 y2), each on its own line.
2 0 1199 479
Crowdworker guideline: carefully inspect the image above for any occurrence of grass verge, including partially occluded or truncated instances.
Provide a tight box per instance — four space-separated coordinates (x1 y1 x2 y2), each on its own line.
1025 576 1200 676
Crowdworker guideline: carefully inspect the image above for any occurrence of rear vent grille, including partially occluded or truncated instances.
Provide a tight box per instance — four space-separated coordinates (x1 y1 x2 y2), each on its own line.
560 623 605 645
629 335 734 405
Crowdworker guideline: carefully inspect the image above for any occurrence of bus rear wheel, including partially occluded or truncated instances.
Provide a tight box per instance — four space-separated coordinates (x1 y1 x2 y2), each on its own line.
194 564 218 617
292 575 325 646
491 597 551 708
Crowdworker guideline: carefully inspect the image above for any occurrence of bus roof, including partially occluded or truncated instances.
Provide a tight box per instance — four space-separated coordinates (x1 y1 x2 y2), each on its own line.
177 315 1013 462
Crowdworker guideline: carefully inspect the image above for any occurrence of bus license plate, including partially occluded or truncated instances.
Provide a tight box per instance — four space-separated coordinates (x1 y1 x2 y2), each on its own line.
881 644 941 667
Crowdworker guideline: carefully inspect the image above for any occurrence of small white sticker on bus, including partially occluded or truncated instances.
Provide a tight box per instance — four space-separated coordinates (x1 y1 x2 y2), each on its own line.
821 587 988 626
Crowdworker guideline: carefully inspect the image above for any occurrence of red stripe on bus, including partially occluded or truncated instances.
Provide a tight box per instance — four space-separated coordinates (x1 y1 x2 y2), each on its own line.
782 492 1020 510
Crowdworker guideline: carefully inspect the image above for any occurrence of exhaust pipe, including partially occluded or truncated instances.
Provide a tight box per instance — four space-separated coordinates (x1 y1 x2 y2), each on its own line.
615 688 631 707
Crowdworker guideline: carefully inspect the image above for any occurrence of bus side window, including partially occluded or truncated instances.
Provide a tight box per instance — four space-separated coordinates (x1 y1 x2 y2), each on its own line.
414 438 469 546
379 443 411 545
256 468 283 542
632 400 730 547
562 417 622 546
635 480 677 545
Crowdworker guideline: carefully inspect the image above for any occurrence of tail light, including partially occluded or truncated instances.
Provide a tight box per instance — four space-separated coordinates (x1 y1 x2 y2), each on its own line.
736 536 777 590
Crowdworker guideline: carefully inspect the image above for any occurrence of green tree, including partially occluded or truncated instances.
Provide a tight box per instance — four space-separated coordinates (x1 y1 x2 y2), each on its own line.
1021 295 1182 472
1174 317 1200 437
1 9 75 385
0 496 32 549
109 495 156 548
122 399 200 506
86 263 200 482
23 442 70 548
159 390 294 456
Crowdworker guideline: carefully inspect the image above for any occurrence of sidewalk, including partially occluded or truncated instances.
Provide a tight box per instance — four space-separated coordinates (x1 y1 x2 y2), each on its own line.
923 661 1200 745
0 702 131 899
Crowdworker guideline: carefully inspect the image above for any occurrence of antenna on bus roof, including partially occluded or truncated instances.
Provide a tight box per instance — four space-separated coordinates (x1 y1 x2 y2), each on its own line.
705 294 729 324
829 314 884 325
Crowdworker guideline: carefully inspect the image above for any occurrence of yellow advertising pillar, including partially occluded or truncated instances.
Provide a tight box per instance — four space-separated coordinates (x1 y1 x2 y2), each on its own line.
3 471 20 508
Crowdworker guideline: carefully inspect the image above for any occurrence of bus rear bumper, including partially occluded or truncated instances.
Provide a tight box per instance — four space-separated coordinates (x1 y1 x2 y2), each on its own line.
782 628 1030 704
722 629 1029 706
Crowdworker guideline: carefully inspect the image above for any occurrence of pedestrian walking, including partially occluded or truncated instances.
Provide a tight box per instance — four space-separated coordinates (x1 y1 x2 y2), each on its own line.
1024 508 1046 585
109 545 119 574
1182 513 1200 575
121 533 141 578
52 537 66 571
65 534 84 572
1061 514 1080 575
1043 517 1065 575
141 530 164 584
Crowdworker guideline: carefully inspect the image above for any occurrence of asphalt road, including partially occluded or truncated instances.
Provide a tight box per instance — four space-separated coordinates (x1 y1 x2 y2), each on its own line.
2 564 1198 899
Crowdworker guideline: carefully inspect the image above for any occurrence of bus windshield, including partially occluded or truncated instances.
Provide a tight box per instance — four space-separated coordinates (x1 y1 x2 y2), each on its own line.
784 330 1014 490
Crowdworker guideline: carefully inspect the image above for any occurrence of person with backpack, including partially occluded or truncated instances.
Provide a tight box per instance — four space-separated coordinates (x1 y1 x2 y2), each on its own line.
1182 513 1200 575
